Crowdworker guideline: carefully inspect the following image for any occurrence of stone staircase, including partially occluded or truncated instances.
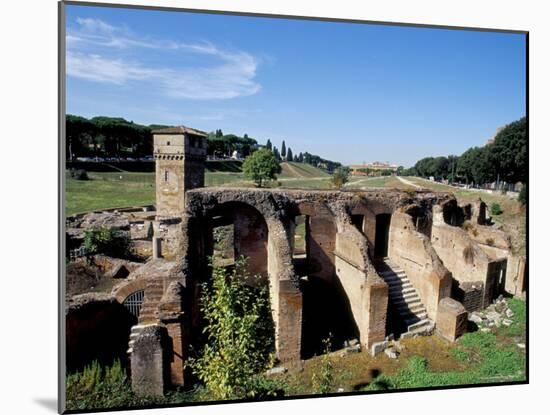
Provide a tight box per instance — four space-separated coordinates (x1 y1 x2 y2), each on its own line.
127 277 165 354
377 258 434 336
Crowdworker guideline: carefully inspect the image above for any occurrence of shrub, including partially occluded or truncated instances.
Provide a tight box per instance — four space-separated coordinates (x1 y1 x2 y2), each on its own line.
242 149 281 187
485 238 495 246
70 168 89 180
312 336 334 394
83 226 131 258
518 184 527 205
490 203 503 216
187 256 275 400
66 360 135 410
331 167 350 189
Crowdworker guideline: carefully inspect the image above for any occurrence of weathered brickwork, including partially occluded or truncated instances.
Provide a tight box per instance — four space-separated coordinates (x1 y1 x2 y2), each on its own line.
71 125 523 395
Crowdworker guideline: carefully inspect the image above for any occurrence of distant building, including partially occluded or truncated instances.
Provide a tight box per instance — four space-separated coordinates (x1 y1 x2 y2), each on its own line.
349 161 399 176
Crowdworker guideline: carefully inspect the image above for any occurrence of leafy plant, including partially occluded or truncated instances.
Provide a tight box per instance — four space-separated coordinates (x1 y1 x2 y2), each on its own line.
242 148 282 187
312 335 334 394
83 226 131 258
490 203 503 216
66 360 135 410
187 256 275 400
330 167 350 189
70 168 89 180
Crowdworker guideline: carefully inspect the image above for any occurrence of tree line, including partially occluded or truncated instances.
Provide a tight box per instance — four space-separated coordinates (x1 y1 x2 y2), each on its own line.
264 139 341 172
400 117 526 185
66 115 343 172
66 115 261 160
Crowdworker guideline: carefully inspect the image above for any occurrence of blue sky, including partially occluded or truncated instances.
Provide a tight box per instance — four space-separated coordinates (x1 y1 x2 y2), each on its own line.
65 4 526 166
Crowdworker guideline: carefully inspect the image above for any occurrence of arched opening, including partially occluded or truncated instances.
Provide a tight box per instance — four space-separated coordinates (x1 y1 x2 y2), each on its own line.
204 202 269 281
122 289 145 325
191 201 276 364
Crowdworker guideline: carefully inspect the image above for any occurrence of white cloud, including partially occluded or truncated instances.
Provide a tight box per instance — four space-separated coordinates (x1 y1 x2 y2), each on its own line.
66 18 261 100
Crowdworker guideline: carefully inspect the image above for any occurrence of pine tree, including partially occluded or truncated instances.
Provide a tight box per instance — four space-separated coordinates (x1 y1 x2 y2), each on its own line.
281 140 286 158
273 146 281 161
286 147 293 162
298 152 304 162
266 139 272 151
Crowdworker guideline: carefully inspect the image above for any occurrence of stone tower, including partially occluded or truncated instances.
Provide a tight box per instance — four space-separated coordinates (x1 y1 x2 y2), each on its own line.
152 126 207 218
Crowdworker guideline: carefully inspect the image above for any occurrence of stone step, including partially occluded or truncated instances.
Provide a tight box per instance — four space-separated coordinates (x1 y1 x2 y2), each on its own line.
386 280 412 289
408 319 431 331
396 302 425 314
405 312 428 325
393 297 421 307
389 286 415 296
380 273 407 281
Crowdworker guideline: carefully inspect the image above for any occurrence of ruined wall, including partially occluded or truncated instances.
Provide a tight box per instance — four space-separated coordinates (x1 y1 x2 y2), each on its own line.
265 216 302 365
388 210 452 320
233 206 268 278
431 206 497 309
334 219 388 349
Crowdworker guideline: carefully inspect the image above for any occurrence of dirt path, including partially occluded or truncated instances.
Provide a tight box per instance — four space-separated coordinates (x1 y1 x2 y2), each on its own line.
397 176 423 189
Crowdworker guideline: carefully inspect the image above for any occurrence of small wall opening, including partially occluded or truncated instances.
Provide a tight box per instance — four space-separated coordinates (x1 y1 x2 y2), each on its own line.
374 213 391 258
292 214 309 276
212 219 235 268
122 290 145 326
404 205 432 238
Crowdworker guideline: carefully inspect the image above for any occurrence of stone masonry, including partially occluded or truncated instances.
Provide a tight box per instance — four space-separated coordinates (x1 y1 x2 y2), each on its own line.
91 125 525 396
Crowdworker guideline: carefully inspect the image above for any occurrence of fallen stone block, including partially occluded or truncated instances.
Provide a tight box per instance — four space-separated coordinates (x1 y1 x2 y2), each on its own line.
266 366 287 376
371 340 388 356
384 348 399 359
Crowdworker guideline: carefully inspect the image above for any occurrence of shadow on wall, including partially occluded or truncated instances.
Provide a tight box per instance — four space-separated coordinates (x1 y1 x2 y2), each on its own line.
300 274 359 358
66 297 134 373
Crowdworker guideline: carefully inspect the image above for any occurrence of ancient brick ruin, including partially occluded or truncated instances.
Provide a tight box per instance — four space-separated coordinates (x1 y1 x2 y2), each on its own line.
65 126 526 396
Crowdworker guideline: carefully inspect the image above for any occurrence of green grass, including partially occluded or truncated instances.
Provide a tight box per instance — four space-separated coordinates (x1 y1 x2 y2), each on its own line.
363 299 526 391
345 176 402 189
66 162 334 215
66 173 155 216
279 162 330 178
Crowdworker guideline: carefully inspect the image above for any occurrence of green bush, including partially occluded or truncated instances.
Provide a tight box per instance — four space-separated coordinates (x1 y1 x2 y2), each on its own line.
331 167 350 189
66 360 135 410
242 148 281 187
83 226 131 258
312 336 334 394
70 168 89 180
490 203 503 216
187 256 276 400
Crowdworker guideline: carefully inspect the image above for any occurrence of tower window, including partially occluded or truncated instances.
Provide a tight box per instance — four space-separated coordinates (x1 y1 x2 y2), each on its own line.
166 141 170 146
164 170 168 182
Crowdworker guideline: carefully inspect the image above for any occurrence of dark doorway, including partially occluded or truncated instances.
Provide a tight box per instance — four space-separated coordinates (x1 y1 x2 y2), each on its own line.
374 213 391 258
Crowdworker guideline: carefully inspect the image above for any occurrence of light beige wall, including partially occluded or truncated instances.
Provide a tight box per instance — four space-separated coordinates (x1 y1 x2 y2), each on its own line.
388 211 452 320
334 221 388 348
266 217 302 365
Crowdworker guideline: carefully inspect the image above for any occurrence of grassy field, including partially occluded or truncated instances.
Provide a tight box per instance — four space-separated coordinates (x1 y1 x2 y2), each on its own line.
66 162 334 215
275 298 526 395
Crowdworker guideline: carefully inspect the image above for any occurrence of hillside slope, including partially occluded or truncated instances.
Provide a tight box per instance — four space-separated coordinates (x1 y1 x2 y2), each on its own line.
279 162 329 178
